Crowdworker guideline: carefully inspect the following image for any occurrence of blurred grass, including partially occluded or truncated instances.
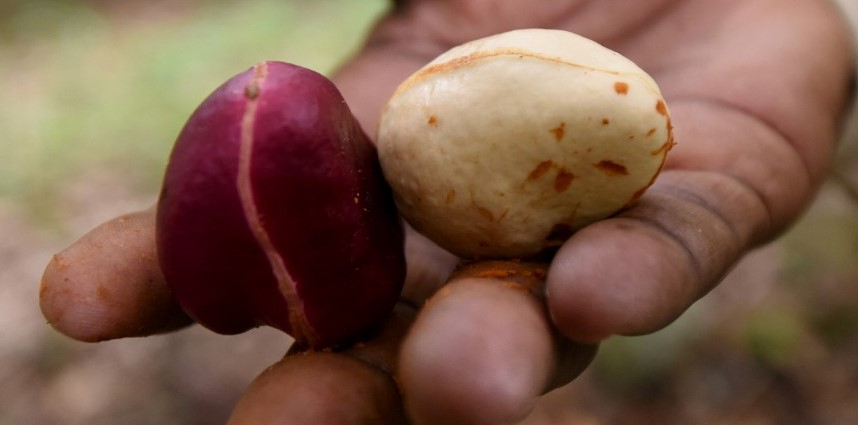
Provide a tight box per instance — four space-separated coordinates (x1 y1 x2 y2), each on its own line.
0 0 387 228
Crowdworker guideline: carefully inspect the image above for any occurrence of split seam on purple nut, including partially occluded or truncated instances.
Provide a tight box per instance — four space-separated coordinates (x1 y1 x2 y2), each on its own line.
235 64 316 343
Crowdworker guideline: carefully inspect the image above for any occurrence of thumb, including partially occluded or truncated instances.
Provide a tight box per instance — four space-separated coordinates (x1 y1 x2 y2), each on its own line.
328 13 446 135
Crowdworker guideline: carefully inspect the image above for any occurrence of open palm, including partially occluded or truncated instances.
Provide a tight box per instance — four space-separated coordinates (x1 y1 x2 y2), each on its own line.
40 1 853 424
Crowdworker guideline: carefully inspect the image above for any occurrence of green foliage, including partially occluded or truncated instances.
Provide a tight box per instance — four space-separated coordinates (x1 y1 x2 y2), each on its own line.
0 0 387 224
591 315 699 397
740 308 804 368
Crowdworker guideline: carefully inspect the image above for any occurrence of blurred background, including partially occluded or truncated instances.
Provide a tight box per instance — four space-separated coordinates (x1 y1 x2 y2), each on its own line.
1 0 856 424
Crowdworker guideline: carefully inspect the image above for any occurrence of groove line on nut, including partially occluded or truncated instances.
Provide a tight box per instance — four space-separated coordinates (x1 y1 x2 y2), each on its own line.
399 48 660 96
236 62 319 345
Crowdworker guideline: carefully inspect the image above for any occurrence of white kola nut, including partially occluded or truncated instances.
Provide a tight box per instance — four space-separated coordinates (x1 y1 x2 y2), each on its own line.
377 28 674 259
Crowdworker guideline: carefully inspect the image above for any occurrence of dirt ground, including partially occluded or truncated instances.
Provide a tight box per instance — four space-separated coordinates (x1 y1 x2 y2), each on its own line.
3 161 856 425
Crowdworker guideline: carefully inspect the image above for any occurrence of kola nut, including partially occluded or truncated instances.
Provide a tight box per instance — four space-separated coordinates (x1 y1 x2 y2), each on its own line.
157 61 406 348
377 29 674 259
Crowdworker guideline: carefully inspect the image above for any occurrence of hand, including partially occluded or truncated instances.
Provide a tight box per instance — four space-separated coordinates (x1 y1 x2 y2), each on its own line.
40 1 854 424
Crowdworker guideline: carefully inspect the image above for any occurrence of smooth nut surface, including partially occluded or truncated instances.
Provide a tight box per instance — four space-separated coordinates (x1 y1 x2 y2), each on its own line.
377 29 673 259
157 61 406 348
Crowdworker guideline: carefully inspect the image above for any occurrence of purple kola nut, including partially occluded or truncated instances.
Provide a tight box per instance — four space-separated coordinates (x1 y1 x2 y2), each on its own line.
156 61 406 348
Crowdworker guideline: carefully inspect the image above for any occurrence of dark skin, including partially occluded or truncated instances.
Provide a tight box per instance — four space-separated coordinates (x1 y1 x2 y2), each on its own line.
39 0 854 424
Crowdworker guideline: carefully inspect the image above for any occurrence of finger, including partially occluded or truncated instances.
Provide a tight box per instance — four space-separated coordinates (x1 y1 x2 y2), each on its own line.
400 225 460 306
228 353 405 425
227 303 415 425
399 261 596 425
544 89 825 343
330 9 453 134
546 169 765 343
39 207 191 342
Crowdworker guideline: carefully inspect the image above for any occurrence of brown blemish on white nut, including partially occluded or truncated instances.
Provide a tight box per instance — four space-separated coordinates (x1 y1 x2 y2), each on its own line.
400 48 644 95
377 29 673 258
594 160 629 176
656 100 668 116
554 169 575 192
549 122 565 141
528 160 554 181
651 141 673 156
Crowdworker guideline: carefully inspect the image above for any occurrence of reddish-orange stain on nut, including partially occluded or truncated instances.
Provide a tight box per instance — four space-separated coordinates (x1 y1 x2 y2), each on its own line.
656 100 668 116
528 160 555 180
614 82 629 95
428 115 438 126
651 140 673 156
549 122 565 141
554 169 575 192
602 118 610 125
594 160 629 176
472 268 515 279
450 261 547 290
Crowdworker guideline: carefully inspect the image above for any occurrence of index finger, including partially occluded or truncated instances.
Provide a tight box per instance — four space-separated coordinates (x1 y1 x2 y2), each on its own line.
39 207 191 342
227 303 415 425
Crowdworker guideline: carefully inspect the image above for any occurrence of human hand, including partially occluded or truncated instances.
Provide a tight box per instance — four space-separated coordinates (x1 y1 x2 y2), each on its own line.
40 1 854 424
